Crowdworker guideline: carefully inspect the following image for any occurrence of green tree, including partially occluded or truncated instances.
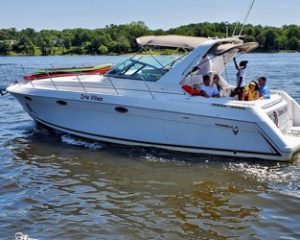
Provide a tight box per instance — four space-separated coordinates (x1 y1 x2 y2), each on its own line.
263 29 278 50
98 45 108 55
15 36 35 55
287 37 300 51
256 33 266 48
0 41 12 55
1 22 300 55
0 30 8 41
37 31 54 56
274 35 287 51
243 35 256 43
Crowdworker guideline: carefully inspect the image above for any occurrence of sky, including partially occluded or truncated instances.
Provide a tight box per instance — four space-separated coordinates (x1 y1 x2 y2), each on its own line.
0 0 299 31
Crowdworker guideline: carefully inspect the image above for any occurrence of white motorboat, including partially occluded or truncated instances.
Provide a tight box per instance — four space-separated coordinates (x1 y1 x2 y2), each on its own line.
3 35 300 161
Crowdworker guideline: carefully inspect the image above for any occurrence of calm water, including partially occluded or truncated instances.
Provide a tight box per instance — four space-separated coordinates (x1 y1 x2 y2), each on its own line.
0 54 300 240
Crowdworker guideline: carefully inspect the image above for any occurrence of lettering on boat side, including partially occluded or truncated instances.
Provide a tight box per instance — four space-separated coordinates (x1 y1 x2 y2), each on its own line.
232 126 239 135
277 106 288 117
215 123 239 135
267 105 288 127
80 94 103 102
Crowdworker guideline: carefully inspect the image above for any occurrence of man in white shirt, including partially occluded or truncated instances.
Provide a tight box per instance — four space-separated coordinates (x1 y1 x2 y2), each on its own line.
199 75 220 98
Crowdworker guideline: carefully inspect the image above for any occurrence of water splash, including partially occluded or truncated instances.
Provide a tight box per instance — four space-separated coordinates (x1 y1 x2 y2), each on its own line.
61 134 103 150
227 162 300 198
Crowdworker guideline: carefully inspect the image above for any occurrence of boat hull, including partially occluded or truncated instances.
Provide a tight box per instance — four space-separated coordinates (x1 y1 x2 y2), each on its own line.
9 90 296 161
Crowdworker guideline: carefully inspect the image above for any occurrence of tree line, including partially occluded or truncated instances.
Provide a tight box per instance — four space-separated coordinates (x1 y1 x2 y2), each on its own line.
0 21 299 56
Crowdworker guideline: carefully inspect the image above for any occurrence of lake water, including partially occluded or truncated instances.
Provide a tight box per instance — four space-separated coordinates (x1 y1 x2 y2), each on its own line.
0 54 300 239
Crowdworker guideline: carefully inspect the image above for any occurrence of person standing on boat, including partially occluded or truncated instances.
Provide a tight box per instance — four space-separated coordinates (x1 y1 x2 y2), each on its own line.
258 76 271 99
230 57 248 100
199 75 220 98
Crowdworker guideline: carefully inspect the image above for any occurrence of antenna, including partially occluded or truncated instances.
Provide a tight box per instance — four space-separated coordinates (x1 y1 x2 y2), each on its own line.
232 21 240 37
238 0 256 37
225 21 229 38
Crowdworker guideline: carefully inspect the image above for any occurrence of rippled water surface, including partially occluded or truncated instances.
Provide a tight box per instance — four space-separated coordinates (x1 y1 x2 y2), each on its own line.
0 54 300 239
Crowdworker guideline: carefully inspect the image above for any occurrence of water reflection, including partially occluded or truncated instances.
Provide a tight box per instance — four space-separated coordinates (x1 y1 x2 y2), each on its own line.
1 129 285 239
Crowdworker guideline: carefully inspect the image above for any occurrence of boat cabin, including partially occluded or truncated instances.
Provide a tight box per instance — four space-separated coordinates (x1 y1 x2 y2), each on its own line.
105 35 259 99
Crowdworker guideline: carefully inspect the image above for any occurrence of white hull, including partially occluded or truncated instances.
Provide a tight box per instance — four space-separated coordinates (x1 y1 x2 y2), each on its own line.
9 86 300 161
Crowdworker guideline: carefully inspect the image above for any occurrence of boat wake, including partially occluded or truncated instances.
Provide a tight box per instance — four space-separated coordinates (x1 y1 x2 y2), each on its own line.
143 151 191 165
60 134 190 165
227 161 300 198
38 128 300 198
61 134 103 150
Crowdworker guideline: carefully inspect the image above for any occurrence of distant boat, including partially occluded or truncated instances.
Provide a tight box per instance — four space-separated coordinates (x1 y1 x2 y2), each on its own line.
23 63 112 80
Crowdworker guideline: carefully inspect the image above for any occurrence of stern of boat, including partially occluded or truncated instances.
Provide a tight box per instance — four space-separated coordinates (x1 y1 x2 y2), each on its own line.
262 91 300 161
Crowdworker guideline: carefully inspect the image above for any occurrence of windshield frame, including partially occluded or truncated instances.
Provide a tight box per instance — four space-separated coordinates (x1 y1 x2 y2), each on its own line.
105 53 187 82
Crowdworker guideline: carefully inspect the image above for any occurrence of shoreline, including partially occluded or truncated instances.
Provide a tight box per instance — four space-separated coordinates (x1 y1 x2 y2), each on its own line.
1 50 299 57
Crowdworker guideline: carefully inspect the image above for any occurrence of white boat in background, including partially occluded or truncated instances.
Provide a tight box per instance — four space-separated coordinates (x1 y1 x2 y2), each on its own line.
2 35 300 162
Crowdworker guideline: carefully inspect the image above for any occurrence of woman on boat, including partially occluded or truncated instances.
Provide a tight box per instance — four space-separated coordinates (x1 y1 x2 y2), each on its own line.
243 80 259 101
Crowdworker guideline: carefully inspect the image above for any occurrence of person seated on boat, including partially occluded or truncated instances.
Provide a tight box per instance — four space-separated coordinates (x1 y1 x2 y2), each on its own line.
212 74 222 92
243 81 260 101
258 76 271 99
212 74 231 97
199 75 220 98
230 57 248 100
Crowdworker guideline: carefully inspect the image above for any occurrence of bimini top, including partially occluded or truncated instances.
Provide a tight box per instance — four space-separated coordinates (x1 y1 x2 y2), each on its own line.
136 35 209 49
136 35 259 54
209 42 259 55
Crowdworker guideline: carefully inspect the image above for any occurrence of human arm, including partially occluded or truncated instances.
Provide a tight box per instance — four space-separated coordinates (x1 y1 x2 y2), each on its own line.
259 87 271 99
199 85 209 98
212 93 220 98
212 86 220 98
254 91 260 100
233 57 239 70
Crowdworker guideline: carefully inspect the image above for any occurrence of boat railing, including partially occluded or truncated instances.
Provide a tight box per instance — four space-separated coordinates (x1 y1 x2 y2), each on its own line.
0 63 185 98
0 64 25 93
1 64 44 86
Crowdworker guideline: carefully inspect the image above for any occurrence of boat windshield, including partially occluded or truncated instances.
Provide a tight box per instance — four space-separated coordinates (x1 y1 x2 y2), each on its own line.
105 55 186 82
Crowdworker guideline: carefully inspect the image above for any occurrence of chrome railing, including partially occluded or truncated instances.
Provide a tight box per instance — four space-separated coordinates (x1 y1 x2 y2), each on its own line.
0 63 186 98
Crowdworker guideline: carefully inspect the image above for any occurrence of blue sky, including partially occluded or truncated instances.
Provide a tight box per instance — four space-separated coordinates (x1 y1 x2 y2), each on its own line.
0 0 299 30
